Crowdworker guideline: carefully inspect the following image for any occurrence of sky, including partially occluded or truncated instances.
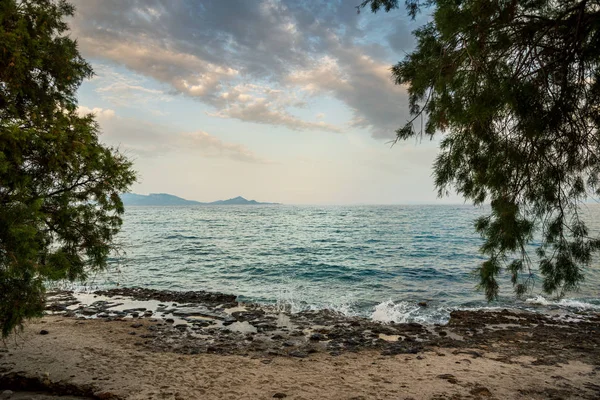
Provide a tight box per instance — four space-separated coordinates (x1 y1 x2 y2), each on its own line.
70 0 459 205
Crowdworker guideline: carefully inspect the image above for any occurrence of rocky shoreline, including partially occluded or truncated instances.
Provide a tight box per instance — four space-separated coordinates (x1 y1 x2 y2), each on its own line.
1 286 599 399
45 287 600 365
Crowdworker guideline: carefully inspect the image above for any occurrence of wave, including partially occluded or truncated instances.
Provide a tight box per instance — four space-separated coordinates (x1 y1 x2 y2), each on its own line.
524 295 600 310
370 300 451 324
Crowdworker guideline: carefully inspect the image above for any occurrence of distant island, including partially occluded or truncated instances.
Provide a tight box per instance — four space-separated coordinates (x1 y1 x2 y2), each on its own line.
120 193 279 206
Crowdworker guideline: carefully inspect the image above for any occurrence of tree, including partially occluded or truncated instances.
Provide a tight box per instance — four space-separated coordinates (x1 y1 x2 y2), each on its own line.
0 0 136 336
360 0 600 300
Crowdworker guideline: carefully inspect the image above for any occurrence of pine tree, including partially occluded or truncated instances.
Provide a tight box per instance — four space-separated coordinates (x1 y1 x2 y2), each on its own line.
361 0 600 299
0 0 136 336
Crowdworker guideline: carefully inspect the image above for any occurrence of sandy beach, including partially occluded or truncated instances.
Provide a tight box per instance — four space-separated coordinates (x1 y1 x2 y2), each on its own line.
1 290 599 399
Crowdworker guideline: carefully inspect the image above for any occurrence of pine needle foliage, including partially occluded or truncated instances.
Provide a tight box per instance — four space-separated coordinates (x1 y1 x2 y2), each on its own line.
361 0 600 300
0 0 136 336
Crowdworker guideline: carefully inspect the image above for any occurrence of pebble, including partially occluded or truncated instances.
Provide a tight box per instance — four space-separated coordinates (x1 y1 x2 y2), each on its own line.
273 393 287 398
39 329 49 335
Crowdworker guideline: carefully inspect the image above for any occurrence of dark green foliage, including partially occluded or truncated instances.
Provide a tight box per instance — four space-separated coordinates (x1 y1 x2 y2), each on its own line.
362 0 600 300
0 0 136 336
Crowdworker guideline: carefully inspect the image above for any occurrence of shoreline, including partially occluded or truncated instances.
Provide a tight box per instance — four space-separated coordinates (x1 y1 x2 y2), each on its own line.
1 287 599 399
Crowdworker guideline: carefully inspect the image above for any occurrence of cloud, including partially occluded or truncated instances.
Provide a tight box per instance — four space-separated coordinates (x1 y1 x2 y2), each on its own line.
181 131 273 163
77 106 116 120
208 97 341 133
70 0 412 137
287 38 411 138
89 64 173 107
81 107 270 163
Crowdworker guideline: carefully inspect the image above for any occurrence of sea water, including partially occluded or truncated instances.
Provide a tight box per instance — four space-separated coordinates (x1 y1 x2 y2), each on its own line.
86 204 600 323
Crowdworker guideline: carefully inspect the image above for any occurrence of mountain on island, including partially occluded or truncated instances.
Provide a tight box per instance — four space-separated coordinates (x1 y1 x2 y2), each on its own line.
120 193 278 206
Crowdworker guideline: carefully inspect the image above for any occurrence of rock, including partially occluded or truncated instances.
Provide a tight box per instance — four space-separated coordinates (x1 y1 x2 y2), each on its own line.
131 323 143 328
470 386 492 397
273 393 287 398
271 334 284 340
165 318 175 323
81 307 98 315
39 329 49 335
1 390 13 399
418 302 428 307
128 331 137 335
309 333 326 341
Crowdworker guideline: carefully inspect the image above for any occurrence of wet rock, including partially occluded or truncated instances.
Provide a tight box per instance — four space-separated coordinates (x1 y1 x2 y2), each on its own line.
232 310 265 322
172 306 228 320
39 329 49 335
94 287 237 305
123 308 147 313
255 322 277 332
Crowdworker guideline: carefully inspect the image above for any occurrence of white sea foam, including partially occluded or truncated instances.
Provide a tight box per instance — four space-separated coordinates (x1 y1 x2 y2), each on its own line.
371 300 419 323
370 300 450 324
525 295 600 310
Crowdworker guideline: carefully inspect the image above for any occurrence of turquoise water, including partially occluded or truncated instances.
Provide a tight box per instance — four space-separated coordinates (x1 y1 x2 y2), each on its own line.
95 204 600 323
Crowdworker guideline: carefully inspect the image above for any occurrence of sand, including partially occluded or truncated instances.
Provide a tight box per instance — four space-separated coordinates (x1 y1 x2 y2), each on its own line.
1 316 599 399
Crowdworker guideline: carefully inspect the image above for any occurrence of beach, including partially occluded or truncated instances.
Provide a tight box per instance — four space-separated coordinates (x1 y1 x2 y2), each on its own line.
1 289 599 399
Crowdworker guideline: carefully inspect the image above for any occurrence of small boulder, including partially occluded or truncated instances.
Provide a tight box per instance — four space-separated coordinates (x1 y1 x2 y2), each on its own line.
289 350 308 358
309 333 326 341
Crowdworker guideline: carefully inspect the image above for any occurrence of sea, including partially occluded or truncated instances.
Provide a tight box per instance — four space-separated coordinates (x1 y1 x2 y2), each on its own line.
84 204 600 324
